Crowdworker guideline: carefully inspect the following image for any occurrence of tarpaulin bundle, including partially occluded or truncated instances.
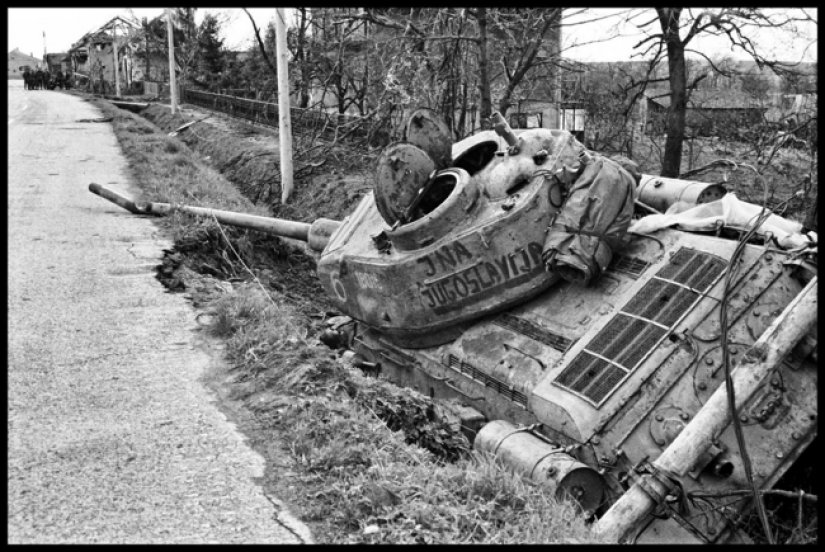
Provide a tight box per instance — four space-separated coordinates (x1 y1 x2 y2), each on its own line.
628 192 817 250
542 153 637 285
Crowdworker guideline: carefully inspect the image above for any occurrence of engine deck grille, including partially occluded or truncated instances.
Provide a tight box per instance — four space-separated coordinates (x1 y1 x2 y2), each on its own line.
554 247 726 406
446 354 529 407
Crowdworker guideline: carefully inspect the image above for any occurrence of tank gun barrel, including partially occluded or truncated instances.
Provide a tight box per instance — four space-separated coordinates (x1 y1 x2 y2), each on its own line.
88 183 340 252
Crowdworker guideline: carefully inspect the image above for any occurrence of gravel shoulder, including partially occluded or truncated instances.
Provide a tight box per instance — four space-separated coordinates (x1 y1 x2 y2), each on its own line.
7 83 311 544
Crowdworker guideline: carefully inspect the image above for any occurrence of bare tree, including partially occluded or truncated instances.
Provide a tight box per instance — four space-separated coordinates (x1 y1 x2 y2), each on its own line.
289 8 312 108
351 8 568 133
242 8 278 76
487 9 562 117
139 16 166 82
628 7 815 177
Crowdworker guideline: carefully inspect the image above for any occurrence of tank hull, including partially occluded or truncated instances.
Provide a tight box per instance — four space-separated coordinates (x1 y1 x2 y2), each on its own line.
352 228 817 543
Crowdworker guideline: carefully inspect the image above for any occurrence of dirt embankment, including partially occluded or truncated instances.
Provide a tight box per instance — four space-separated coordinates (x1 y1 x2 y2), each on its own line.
141 104 376 223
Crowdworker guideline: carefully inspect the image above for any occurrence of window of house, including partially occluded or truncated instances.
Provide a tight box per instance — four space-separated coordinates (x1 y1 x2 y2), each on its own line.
509 112 543 129
509 113 527 128
560 106 586 142
560 107 585 132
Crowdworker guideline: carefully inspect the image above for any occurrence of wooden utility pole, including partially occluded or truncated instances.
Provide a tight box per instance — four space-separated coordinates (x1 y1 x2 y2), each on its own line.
275 8 293 203
113 21 121 97
166 8 178 114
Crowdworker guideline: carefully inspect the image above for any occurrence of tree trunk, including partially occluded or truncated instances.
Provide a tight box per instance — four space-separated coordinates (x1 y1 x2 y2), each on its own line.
145 32 150 82
337 78 346 115
297 8 310 108
660 9 686 177
803 190 817 232
477 8 492 129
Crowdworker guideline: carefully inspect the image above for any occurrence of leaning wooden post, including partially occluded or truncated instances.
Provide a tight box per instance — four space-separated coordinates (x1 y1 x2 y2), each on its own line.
166 8 178 115
593 276 818 542
275 8 294 203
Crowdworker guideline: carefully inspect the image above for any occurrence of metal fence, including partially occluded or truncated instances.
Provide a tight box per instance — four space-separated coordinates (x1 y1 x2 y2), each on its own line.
180 88 369 139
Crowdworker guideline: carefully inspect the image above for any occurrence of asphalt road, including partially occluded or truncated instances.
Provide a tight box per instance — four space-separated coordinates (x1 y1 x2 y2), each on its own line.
7 81 311 544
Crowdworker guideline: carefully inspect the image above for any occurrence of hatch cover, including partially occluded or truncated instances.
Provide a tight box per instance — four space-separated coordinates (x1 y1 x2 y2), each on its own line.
553 247 726 406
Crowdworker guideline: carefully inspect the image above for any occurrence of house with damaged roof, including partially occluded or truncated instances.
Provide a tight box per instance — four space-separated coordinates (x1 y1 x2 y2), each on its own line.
68 14 176 95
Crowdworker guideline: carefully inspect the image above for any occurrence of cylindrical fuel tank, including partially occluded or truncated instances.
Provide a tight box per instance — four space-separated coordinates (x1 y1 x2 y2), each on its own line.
637 175 727 213
474 420 605 512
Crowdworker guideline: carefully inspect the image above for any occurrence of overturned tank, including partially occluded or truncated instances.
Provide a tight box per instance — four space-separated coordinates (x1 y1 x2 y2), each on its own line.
90 109 817 544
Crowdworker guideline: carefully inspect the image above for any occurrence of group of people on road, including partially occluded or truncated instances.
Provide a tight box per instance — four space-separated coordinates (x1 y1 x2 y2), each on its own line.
22 68 72 91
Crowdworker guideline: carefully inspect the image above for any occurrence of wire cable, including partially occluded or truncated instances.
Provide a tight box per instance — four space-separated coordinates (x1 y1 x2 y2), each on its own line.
719 171 775 544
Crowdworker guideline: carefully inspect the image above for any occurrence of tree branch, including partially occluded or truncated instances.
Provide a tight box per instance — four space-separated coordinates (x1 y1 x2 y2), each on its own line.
242 8 277 76
684 48 732 76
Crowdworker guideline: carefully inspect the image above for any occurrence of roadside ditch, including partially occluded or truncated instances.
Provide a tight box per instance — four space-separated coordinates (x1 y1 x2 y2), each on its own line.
86 96 598 544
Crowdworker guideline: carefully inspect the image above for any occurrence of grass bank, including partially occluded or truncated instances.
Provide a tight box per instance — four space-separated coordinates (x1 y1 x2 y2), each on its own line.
89 97 603 543
137 103 376 223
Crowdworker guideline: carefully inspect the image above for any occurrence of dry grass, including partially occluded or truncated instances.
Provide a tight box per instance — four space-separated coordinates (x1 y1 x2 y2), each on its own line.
203 284 604 544
139 103 374 222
